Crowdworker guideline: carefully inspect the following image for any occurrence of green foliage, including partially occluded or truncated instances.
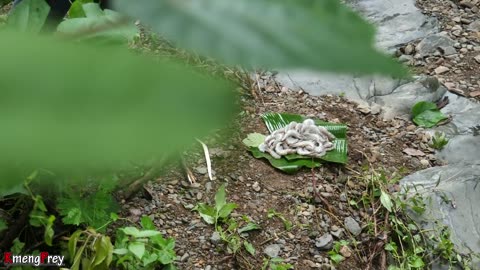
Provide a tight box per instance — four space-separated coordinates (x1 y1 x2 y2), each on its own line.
244 112 348 173
411 101 448 128
58 3 138 44
113 216 177 269
114 0 406 76
360 170 474 269
68 228 114 270
267 209 293 231
28 195 56 246
68 0 94 18
243 241 256 256
193 184 237 226
0 31 235 188
194 185 260 256
5 0 50 33
262 258 294 270
0 218 7 232
57 181 118 231
429 131 449 150
327 240 349 264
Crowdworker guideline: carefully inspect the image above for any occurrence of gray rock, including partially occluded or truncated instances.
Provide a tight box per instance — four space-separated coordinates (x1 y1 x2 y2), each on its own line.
398 54 414 63
442 46 457 56
344 217 362 236
436 135 480 165
315 233 334 250
467 20 480 32
435 92 480 136
416 34 456 58
276 73 445 119
331 228 344 239
401 165 480 268
348 0 437 50
264 244 282 258
373 76 447 119
195 166 208 175
210 231 222 244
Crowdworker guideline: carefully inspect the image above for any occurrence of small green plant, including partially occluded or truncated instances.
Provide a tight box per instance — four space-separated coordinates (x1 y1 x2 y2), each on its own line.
193 184 238 227
429 131 449 150
113 216 177 270
327 240 349 264
24 173 56 247
194 185 260 259
267 209 293 231
261 258 294 270
67 227 114 270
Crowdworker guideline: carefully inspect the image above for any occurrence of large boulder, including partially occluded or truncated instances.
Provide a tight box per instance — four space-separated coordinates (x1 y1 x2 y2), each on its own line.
401 165 480 269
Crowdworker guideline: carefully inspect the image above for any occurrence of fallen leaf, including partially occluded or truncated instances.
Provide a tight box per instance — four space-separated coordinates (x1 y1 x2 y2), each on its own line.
403 148 425 157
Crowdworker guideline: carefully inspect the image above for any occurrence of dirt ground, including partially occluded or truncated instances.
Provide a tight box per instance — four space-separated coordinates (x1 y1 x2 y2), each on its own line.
119 86 438 269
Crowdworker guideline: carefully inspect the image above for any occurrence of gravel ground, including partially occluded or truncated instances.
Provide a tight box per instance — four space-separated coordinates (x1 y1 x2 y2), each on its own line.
120 85 439 269
398 0 480 99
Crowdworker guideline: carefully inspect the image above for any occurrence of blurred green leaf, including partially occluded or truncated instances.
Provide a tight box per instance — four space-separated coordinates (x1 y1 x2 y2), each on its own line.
128 241 145 259
0 218 7 232
243 241 255 256
140 215 155 230
114 0 406 76
6 0 50 33
0 31 235 188
238 222 261 233
67 0 94 18
380 190 393 212
193 203 215 224
215 184 227 212
58 3 138 44
218 203 237 219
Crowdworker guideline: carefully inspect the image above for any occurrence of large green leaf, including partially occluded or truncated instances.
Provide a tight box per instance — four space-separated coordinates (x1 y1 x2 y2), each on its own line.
0 31 235 188
411 101 438 118
6 0 50 33
245 113 348 173
249 146 322 174
114 0 406 76
411 101 448 128
57 3 138 44
413 110 448 128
